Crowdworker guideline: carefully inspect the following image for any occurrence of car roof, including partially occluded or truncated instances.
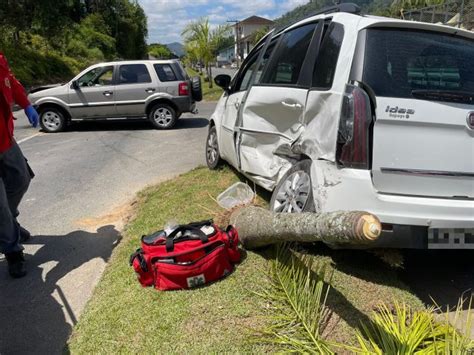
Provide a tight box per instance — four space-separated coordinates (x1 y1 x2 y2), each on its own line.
90 59 180 67
279 12 473 38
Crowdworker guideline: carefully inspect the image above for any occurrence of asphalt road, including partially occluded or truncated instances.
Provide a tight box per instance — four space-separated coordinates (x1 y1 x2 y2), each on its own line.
0 103 213 354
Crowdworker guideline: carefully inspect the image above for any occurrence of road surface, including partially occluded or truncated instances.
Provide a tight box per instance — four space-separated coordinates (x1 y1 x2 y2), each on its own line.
0 104 213 354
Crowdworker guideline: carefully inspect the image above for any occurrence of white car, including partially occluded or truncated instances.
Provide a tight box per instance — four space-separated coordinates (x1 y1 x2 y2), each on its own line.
205 4 474 249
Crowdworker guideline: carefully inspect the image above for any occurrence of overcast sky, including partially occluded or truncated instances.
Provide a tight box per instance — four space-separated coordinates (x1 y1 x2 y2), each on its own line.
137 0 308 44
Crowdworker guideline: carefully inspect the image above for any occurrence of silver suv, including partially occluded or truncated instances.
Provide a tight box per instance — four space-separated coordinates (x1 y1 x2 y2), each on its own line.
28 60 202 132
206 4 474 249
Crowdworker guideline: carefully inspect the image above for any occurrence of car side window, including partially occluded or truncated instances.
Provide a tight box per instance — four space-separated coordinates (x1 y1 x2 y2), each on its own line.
77 66 114 87
312 22 344 89
118 64 152 85
154 64 178 82
233 41 277 92
261 23 316 86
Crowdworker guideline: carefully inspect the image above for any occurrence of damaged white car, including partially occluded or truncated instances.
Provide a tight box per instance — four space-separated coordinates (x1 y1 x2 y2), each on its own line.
205 4 474 249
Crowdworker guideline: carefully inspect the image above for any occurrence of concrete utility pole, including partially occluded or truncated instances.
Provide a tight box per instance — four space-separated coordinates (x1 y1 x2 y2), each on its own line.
227 20 241 68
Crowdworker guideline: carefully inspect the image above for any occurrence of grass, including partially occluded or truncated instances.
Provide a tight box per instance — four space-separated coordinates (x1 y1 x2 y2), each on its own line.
186 67 224 101
67 167 273 353
67 166 426 353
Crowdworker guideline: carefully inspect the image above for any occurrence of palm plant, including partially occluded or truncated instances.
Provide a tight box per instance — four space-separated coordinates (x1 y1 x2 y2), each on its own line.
257 245 334 354
182 18 230 88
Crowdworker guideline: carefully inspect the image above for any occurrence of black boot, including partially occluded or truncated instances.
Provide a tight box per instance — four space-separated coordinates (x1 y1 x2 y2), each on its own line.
19 225 31 243
5 251 27 278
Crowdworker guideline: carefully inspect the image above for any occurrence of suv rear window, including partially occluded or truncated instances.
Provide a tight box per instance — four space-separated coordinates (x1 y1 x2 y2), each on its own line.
118 64 151 84
363 29 474 100
154 64 178 82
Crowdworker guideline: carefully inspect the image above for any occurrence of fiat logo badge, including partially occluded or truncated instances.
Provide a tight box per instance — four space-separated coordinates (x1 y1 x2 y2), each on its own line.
468 112 474 130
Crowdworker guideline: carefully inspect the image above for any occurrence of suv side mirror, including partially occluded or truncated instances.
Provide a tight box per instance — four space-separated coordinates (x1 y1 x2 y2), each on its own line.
71 80 80 90
214 74 231 91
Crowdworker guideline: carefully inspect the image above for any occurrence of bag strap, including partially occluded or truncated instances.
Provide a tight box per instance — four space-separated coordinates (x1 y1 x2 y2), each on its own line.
165 225 209 252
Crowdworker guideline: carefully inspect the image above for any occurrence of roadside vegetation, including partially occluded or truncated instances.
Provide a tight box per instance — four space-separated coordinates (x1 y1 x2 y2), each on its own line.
67 166 473 353
0 0 147 87
186 67 224 101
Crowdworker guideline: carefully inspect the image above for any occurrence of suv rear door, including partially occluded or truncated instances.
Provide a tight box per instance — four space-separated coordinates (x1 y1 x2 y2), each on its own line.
114 63 154 117
362 28 474 198
237 22 321 183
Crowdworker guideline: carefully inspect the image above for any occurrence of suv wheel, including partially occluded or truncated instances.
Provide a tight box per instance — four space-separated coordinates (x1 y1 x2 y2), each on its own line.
191 76 203 102
149 103 177 129
39 107 67 133
270 160 316 213
206 126 222 169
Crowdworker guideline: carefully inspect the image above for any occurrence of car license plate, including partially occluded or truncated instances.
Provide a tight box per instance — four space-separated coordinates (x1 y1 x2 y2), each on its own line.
428 228 474 249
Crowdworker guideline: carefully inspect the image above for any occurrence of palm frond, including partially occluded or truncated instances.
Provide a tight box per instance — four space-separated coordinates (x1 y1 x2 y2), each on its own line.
256 244 334 354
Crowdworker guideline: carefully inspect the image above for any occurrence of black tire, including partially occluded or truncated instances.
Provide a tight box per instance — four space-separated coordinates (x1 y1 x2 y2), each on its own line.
205 126 222 169
39 107 67 133
149 103 177 129
191 76 202 102
270 160 316 213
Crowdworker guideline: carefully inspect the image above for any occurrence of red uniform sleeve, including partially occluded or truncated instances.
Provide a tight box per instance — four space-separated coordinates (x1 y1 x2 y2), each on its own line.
10 73 30 109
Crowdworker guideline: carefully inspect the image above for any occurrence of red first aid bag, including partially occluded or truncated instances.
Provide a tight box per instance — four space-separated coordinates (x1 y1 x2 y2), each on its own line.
129 220 240 291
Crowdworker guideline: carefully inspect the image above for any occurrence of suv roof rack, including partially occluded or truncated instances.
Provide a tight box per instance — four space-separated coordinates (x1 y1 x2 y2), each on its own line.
276 3 361 32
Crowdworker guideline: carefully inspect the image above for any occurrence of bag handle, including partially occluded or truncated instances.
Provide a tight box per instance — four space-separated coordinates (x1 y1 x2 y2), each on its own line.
165 225 209 252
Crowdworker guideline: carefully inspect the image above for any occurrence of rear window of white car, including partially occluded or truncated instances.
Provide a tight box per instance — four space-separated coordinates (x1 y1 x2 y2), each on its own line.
363 29 474 101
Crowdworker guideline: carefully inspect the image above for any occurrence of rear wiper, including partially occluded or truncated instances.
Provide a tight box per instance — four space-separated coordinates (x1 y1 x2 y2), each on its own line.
411 90 474 104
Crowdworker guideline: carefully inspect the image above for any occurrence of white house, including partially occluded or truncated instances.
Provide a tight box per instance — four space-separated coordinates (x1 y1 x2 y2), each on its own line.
233 16 274 62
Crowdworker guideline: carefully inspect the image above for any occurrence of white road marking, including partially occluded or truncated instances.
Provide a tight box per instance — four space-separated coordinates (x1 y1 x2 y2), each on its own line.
17 132 42 144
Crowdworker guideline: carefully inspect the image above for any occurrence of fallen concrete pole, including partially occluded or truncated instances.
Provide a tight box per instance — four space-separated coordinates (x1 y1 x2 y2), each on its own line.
229 206 381 250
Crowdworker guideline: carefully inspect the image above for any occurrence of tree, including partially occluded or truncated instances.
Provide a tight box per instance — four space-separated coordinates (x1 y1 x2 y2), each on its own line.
182 18 230 88
148 44 173 59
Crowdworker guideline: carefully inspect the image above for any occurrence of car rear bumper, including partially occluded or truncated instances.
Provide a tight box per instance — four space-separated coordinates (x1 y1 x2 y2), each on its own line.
173 96 195 114
313 162 474 248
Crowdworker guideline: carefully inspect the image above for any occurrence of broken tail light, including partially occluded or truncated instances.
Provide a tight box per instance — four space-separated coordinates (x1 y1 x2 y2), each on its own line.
337 84 373 169
179 82 189 96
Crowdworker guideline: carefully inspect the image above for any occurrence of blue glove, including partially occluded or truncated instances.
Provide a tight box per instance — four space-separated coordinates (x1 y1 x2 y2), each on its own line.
25 105 39 128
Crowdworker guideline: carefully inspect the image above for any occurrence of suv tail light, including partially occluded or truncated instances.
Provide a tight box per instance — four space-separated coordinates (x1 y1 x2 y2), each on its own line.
179 82 189 96
336 84 373 169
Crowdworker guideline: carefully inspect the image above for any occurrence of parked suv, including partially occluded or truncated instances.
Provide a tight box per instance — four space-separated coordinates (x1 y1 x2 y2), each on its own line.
206 4 474 249
28 60 202 132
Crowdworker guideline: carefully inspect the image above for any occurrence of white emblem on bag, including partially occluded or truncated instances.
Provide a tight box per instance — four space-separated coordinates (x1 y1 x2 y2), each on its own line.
187 274 206 288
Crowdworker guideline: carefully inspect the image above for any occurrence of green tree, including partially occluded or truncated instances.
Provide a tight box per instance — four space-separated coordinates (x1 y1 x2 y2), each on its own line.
148 44 174 59
182 18 230 88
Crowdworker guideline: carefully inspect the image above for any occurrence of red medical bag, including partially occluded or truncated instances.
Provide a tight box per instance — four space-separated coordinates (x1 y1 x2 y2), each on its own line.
130 220 240 290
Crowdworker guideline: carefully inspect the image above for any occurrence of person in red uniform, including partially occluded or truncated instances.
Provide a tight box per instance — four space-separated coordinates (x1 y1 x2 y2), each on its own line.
0 52 39 278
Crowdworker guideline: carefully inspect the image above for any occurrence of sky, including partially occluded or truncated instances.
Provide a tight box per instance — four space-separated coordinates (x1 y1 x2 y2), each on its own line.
138 0 309 44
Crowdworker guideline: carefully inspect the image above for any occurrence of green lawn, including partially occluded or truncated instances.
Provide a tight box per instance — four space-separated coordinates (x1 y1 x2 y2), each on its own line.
186 67 224 101
68 166 424 353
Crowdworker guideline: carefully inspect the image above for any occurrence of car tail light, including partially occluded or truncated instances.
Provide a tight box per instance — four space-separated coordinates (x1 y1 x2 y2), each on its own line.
179 82 189 96
336 84 373 169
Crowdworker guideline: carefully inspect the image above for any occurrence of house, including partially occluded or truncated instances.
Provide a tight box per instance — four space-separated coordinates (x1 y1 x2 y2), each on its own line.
217 45 235 67
233 16 274 62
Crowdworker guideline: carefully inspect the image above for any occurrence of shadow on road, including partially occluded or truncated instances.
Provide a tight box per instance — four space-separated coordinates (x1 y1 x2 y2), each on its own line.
400 250 473 310
0 225 121 355
62 117 209 132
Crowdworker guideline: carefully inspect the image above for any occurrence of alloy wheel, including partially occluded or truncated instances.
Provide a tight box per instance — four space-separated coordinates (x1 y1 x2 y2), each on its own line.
42 111 62 132
153 107 173 127
206 130 218 165
273 171 311 213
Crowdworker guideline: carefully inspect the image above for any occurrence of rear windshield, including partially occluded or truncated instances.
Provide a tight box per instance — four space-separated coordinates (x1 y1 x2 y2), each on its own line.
363 29 474 101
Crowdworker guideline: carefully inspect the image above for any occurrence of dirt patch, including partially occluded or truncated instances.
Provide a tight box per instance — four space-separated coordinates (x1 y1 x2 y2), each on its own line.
75 199 139 231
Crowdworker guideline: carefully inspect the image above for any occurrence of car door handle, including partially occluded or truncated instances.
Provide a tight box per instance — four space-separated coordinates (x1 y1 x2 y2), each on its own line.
103 91 113 97
145 88 156 93
281 101 302 109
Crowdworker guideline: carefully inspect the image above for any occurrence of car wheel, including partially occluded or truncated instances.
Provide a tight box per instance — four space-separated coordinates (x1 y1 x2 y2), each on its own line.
206 126 222 169
39 107 67 133
149 103 177 129
270 160 316 213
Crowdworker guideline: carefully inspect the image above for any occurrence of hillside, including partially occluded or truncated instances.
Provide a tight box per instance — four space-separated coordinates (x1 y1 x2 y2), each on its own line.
274 0 393 28
166 42 185 57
